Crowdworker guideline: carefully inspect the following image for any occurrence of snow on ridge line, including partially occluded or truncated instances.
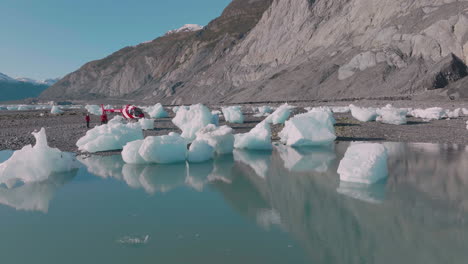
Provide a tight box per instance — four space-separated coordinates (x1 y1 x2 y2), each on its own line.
166 24 203 35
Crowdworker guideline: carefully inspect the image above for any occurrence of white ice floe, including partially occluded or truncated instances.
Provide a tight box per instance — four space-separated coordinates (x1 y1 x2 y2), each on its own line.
276 145 336 172
265 103 294 124
85 104 102 116
331 106 351 113
279 111 336 147
172 104 214 140
138 118 154 130
76 122 143 153
195 124 234 155
234 121 272 150
0 128 78 186
409 107 446 121
50 106 63 114
337 143 388 184
349 104 378 122
187 140 214 163
445 108 461 118
222 106 244 124
145 103 168 118
376 104 407 125
125 133 188 164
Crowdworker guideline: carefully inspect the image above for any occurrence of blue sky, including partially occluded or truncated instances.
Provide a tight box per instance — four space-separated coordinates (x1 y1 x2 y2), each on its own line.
0 0 230 80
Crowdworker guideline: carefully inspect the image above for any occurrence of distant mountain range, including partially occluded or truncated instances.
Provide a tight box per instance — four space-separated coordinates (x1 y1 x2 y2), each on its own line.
0 72 60 102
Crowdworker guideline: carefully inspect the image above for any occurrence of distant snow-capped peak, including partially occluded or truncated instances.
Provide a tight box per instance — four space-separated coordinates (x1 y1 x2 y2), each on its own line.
0 72 59 86
166 24 203 35
0 72 16 82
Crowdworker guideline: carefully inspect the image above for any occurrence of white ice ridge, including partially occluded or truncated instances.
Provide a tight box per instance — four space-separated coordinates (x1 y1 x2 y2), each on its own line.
172 104 215 140
409 107 446 121
234 121 272 150
279 111 336 147
349 104 378 122
376 104 407 125
50 106 63 114
265 103 294 124
222 106 244 124
85 104 101 116
0 128 78 186
76 121 144 153
337 143 388 184
144 103 168 118
122 132 188 164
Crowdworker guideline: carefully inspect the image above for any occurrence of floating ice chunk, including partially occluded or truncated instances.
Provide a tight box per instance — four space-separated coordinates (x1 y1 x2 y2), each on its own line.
234 121 272 150
145 103 168 118
234 149 271 179
337 143 388 184
187 140 214 163
138 133 188 164
279 111 336 147
445 108 461 118
172 104 214 140
336 181 386 204
331 106 351 113
50 106 63 114
172 105 189 114
0 128 78 186
350 104 378 122
85 104 101 115
138 118 154 130
307 106 336 124
76 122 143 153
222 106 244 124
117 235 150 245
410 107 446 121
462 108 468 116
265 104 294 124
122 140 146 165
195 125 234 154
277 145 336 172
376 104 407 125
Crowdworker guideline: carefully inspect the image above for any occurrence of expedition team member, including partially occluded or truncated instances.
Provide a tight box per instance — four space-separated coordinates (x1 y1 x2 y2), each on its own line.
85 114 91 128
101 113 108 125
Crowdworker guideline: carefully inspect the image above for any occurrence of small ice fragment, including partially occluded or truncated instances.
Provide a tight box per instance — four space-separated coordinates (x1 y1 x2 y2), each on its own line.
187 140 214 163
172 104 214 140
138 118 154 130
349 104 378 122
337 143 388 184
85 104 101 116
222 106 244 124
50 106 63 114
145 103 169 118
376 104 407 125
279 111 336 147
410 107 446 121
265 104 294 124
234 121 272 150
195 124 234 154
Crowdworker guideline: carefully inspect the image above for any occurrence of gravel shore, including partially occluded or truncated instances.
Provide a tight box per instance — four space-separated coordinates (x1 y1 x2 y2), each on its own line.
0 100 467 153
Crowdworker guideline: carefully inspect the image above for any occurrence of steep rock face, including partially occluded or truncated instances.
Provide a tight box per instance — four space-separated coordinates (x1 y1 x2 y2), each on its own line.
42 0 468 103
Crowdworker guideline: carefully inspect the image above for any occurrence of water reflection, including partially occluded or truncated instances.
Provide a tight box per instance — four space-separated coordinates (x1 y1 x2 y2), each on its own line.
276 144 336 172
0 170 76 213
233 149 271 179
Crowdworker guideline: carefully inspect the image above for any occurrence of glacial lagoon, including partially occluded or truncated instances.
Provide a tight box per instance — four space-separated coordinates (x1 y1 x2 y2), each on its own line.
0 142 467 263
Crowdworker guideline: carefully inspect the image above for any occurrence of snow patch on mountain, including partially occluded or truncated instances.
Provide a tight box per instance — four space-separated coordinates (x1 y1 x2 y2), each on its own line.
166 24 203 35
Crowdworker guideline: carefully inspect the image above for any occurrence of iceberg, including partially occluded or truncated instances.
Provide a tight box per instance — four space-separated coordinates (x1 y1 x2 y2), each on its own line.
445 108 461 118
279 111 336 147
50 106 63 114
222 106 244 124
265 103 294 124
138 118 154 130
85 104 102 116
122 140 146 165
76 122 143 153
350 104 378 122
337 143 388 184
145 103 168 118
234 121 272 150
195 124 234 155
376 104 407 125
172 104 214 140
0 128 78 186
409 107 446 121
135 133 188 164
187 140 214 163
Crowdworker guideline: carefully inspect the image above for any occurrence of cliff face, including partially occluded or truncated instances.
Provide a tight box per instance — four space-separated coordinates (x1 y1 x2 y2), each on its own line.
42 0 468 103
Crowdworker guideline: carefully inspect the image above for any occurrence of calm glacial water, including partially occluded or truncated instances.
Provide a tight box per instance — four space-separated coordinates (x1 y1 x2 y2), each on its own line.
0 142 468 264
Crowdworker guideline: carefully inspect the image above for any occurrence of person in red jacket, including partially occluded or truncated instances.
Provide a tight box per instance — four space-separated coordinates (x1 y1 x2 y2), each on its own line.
85 114 91 128
100 113 108 125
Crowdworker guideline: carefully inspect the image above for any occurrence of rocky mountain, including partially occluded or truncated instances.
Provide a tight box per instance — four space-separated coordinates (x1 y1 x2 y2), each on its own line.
41 0 468 104
0 72 58 102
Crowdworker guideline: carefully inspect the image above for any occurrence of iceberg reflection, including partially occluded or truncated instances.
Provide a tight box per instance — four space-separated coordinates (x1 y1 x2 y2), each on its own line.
276 144 336 172
336 181 386 204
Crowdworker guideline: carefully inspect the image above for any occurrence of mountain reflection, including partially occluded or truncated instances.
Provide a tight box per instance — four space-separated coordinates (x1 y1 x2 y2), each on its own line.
0 170 76 213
